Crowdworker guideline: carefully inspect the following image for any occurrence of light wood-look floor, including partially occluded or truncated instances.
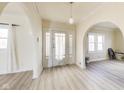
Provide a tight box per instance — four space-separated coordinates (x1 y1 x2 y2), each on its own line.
1 60 124 90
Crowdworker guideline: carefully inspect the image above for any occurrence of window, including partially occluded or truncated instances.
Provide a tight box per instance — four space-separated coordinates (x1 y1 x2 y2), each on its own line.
55 33 65 60
97 35 103 51
0 28 8 49
69 34 72 57
88 34 95 52
88 33 104 52
45 32 50 58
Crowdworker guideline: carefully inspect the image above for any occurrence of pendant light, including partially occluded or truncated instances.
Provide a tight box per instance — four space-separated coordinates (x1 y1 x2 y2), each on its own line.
69 2 74 24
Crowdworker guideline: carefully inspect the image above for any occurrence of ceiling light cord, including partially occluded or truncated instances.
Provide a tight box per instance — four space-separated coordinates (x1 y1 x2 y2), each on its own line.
70 2 72 18
69 2 74 24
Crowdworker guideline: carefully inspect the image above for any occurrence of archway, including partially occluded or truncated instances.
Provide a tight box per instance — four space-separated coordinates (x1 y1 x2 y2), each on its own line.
83 21 124 67
0 2 42 78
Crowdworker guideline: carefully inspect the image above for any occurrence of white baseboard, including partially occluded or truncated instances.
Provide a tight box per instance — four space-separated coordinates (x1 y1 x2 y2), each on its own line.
0 68 33 75
88 58 108 63
43 62 76 68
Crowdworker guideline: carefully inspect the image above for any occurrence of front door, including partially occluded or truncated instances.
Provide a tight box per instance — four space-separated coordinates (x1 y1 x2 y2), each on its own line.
43 30 75 68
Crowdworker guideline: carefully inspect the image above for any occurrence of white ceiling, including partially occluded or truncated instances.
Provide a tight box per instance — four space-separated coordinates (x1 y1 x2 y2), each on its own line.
36 2 103 24
1 3 26 16
0 2 103 24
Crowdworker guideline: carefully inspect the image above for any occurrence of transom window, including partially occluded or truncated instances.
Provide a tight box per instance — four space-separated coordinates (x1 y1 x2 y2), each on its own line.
88 33 104 52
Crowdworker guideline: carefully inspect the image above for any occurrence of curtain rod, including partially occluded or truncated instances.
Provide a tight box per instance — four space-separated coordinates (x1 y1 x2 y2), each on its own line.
0 23 19 26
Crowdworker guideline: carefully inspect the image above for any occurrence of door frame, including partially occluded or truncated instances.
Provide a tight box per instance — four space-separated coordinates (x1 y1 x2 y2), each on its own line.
42 28 76 68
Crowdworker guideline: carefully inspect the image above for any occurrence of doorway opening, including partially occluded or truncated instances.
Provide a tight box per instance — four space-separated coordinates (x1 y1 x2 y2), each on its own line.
83 22 124 65
43 29 75 68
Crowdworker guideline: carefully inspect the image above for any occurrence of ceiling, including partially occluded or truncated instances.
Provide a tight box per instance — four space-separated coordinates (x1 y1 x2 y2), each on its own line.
36 2 103 24
2 2 122 26
1 3 26 16
0 3 7 14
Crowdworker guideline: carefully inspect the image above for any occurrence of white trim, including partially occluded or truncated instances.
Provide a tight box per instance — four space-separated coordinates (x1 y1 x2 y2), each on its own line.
0 68 33 75
32 67 43 79
88 58 108 63
76 62 86 69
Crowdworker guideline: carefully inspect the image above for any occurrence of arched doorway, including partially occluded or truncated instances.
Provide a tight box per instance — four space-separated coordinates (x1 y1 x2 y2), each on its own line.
0 3 39 78
83 22 124 67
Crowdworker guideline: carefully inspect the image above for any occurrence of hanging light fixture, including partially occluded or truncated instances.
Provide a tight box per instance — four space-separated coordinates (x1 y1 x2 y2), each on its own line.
69 2 74 24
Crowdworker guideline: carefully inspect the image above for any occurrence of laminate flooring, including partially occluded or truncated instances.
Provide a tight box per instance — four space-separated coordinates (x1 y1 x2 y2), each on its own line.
1 60 124 90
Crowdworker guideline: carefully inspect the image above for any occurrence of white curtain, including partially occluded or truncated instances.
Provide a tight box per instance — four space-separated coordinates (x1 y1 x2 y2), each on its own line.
7 24 18 73
48 31 53 67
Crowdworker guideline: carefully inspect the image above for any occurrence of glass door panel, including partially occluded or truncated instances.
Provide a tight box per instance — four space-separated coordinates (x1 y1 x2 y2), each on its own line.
43 30 75 68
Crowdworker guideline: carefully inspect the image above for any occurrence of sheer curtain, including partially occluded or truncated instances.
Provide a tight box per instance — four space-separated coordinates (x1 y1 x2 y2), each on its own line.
7 24 18 73
48 31 53 67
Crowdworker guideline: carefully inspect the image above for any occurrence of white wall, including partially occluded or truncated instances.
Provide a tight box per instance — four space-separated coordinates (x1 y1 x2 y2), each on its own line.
0 3 35 74
76 3 124 68
0 3 7 14
0 3 44 79
42 19 76 31
22 3 43 78
114 29 124 52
